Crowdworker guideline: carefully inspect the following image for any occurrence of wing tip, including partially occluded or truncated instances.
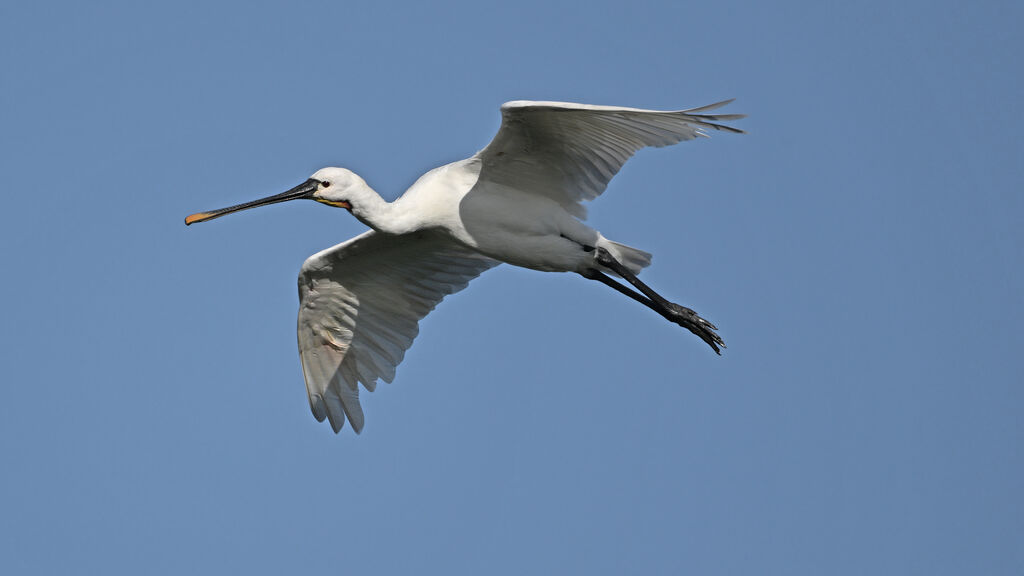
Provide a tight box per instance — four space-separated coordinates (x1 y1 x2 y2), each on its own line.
310 393 328 421
681 98 736 113
325 410 345 433
706 123 747 135
680 99 746 135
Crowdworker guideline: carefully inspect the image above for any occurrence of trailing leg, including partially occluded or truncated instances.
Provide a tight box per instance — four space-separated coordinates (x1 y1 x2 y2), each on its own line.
581 268 655 309
587 247 725 354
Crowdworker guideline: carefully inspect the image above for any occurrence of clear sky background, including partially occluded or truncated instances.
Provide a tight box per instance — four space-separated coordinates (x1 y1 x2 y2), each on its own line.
2 1 1021 574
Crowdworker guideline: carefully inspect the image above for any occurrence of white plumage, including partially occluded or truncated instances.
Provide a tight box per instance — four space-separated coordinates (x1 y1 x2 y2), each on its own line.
186 99 744 433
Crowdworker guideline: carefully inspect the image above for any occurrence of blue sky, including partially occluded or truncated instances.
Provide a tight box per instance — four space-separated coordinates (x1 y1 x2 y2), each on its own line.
2 0 1021 573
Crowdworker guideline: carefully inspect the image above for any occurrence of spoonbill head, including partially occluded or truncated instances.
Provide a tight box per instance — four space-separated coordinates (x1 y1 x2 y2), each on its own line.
184 167 369 225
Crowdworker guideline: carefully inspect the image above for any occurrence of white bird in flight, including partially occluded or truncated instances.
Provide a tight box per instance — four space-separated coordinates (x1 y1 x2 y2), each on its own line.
186 99 745 434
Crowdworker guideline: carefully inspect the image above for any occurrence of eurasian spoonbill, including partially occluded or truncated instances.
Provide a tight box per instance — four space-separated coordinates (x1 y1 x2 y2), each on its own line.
186 99 745 433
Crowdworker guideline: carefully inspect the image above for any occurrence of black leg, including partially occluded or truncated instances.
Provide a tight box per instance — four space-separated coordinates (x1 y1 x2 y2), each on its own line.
581 268 656 309
586 247 725 354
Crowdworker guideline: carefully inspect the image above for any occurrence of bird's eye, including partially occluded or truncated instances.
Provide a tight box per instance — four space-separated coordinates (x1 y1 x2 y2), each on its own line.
321 181 331 188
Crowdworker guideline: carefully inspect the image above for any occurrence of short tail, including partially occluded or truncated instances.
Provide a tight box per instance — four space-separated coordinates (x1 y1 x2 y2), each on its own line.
600 239 652 276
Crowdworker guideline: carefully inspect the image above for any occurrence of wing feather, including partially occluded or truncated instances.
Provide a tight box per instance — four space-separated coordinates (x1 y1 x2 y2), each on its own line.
297 229 497 433
474 100 744 218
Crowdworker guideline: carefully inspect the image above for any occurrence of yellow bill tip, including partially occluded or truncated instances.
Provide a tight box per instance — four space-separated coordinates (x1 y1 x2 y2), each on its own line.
185 212 213 226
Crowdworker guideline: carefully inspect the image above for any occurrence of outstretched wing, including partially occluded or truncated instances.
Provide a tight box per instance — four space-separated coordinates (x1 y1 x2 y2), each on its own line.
297 230 498 434
473 100 744 218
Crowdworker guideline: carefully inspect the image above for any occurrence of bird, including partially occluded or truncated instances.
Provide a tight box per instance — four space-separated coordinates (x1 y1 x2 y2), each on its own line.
185 99 745 434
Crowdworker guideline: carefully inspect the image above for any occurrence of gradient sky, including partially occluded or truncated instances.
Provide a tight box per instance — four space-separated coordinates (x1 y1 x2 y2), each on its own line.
2 1 1021 574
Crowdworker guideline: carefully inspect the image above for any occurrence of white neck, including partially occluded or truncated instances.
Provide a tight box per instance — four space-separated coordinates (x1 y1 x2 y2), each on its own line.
348 181 420 235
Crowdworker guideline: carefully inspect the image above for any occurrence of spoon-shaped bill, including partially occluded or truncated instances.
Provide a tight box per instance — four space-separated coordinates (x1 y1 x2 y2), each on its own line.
185 178 321 225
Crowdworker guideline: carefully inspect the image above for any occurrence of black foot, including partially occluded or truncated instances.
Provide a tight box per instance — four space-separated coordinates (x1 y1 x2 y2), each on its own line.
591 246 725 354
663 302 725 355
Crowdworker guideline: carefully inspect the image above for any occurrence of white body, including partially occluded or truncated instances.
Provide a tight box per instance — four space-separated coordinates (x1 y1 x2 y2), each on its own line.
377 158 635 273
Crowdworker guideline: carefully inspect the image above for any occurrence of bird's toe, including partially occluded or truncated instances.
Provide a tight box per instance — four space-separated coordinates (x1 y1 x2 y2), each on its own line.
663 302 725 354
